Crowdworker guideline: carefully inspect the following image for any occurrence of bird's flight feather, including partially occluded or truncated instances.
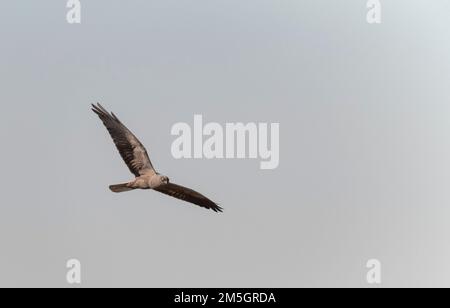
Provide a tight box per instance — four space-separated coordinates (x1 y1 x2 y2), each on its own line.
155 183 223 212
91 103 155 177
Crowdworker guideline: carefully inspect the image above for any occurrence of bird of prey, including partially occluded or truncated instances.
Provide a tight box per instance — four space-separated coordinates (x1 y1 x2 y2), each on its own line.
91 103 222 212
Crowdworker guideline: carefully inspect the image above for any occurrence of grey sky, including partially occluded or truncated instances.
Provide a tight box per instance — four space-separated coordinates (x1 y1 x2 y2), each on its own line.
1 1 450 287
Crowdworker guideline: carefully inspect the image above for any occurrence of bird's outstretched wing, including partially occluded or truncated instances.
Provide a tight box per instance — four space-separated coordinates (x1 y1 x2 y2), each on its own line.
154 183 222 212
91 103 155 177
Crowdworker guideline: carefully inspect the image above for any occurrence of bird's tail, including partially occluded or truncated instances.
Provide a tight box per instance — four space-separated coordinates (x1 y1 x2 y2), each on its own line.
109 183 135 193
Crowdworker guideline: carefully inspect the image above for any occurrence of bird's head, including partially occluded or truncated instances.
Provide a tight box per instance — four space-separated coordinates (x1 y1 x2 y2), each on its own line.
159 175 170 185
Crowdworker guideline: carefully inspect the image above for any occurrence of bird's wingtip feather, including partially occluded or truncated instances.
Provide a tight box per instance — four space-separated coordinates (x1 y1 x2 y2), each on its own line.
212 204 223 213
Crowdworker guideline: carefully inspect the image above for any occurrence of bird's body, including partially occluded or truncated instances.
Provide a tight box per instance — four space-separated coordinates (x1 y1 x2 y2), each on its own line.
91 103 222 212
122 173 166 190
131 174 156 189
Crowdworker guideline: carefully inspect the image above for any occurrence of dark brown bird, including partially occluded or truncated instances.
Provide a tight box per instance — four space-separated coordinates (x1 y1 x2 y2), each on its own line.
91 103 222 212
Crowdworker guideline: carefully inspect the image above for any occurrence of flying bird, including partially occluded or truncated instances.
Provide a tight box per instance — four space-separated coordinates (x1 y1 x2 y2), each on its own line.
91 103 222 212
